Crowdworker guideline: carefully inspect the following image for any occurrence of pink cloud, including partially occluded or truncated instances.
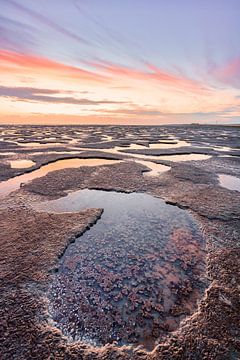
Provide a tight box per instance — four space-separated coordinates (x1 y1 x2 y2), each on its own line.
88 60 208 93
211 58 240 88
0 49 106 83
0 49 209 94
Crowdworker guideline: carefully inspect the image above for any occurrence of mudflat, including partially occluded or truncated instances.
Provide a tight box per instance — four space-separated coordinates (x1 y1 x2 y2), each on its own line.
0 124 240 359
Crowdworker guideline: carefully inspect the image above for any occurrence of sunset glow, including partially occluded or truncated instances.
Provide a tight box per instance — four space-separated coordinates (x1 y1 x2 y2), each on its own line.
0 0 239 124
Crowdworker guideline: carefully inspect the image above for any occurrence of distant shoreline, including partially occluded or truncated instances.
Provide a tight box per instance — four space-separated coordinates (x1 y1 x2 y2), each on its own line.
0 123 240 127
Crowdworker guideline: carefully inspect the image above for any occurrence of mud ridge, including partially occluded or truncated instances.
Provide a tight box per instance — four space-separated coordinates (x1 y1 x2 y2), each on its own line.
56 208 104 262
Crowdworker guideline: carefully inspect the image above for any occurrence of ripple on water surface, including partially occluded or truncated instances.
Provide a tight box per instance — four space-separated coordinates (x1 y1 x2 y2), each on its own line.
35 189 206 350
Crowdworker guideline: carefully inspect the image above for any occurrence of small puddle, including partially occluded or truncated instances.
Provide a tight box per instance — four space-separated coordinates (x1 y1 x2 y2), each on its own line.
102 135 113 141
209 146 239 152
0 152 16 156
30 151 83 156
35 189 206 350
127 143 148 149
10 160 36 169
0 158 121 198
213 146 234 152
218 174 240 192
15 142 64 148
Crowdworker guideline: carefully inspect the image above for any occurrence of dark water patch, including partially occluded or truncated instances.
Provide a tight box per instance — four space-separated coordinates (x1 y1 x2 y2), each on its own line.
36 189 206 350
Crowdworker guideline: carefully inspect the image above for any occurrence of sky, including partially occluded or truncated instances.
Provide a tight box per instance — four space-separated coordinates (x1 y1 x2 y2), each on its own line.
0 0 240 125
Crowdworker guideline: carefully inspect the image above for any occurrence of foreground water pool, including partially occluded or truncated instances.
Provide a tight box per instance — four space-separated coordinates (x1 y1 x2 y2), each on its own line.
35 189 206 350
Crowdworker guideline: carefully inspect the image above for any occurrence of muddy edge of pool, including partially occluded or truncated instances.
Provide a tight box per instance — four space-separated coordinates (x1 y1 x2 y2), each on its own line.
1 155 239 360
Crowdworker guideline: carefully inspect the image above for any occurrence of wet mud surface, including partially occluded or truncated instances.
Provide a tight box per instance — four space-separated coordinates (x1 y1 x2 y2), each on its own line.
0 124 240 360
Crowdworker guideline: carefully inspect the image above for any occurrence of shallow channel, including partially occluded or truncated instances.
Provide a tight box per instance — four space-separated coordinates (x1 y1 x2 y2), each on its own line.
0 158 121 197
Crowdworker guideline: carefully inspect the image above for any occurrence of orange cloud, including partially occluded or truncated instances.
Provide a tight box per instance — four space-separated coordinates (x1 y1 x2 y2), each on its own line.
1 50 238 125
1 111 237 126
0 49 106 83
95 106 163 117
0 49 208 95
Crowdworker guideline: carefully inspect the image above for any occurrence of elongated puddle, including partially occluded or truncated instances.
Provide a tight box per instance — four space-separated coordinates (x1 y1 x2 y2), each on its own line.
156 154 211 162
78 145 211 163
0 158 121 197
36 189 206 350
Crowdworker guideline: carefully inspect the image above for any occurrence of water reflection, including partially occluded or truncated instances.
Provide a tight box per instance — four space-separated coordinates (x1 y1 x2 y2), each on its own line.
218 174 240 192
135 160 170 176
156 154 211 162
15 141 64 148
10 160 36 169
78 145 211 163
35 189 206 350
0 158 121 197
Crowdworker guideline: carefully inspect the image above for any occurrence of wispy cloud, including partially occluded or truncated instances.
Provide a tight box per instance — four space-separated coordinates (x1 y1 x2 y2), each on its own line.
0 49 209 95
0 86 128 106
96 106 163 117
4 0 90 46
72 0 144 64
88 60 208 93
0 15 36 52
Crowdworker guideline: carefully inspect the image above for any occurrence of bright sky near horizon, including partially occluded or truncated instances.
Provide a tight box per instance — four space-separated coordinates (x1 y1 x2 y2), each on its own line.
0 0 240 125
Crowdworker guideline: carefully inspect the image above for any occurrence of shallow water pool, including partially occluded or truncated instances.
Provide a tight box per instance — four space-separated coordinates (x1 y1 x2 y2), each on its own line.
36 189 206 349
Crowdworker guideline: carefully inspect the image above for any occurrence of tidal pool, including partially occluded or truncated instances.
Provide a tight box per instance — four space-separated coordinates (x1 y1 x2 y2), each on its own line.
36 189 206 350
218 174 240 192
0 158 121 197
